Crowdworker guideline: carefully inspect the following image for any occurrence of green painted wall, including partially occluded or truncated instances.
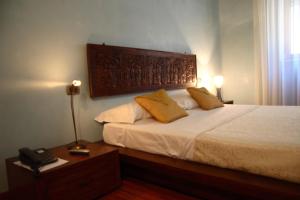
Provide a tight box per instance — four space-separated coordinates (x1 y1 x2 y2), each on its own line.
219 0 255 104
0 0 220 192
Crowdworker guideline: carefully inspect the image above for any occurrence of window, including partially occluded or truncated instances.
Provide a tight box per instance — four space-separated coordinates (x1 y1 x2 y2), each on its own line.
291 0 300 54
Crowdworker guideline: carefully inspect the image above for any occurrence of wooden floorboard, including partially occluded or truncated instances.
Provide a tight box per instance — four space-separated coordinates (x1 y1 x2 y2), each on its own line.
100 178 200 200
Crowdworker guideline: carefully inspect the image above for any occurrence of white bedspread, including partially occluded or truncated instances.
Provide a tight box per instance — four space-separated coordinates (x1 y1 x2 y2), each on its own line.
193 106 300 183
103 105 257 159
103 105 300 183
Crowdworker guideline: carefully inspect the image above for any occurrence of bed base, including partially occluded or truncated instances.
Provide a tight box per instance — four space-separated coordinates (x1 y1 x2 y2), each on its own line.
117 147 300 200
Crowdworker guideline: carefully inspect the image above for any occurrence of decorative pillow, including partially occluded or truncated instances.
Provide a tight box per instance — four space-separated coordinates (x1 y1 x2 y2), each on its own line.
170 90 198 110
94 102 151 124
135 89 188 123
187 87 224 110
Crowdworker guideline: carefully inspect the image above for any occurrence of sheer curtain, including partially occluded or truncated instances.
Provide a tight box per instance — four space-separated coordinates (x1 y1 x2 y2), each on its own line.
254 0 300 105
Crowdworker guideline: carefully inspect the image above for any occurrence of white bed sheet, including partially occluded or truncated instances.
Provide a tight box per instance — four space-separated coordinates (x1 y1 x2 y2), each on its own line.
103 104 257 160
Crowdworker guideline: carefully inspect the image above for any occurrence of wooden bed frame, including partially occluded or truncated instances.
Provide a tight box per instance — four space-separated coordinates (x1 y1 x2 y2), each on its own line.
116 146 300 200
87 44 300 199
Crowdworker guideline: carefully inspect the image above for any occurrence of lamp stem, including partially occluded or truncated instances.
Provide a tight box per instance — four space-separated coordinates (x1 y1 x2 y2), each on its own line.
216 88 223 102
70 93 78 145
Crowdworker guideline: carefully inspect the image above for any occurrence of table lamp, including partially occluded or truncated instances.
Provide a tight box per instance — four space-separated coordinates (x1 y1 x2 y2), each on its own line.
66 80 88 153
214 75 224 102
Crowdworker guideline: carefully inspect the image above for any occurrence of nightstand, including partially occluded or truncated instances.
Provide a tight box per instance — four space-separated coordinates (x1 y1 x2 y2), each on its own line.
6 141 121 200
222 100 234 104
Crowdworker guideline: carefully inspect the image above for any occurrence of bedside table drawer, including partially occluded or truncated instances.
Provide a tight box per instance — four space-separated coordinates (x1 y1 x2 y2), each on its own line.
46 151 120 200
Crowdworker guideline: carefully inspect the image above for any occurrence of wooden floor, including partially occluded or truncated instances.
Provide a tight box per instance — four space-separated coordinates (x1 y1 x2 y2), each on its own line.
100 178 199 200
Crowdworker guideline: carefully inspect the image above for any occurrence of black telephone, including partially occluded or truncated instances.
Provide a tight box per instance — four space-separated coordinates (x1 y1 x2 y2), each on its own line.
18 147 58 174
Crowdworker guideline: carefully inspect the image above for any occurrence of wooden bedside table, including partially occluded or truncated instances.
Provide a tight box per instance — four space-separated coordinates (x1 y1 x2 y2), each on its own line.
222 100 234 104
6 141 121 200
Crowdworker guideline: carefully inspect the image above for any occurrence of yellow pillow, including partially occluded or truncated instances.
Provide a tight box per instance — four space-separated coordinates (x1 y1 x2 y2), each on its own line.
135 89 188 123
187 87 224 110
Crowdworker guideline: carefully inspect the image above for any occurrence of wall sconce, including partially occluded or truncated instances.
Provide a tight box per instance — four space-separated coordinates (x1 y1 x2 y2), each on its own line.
214 75 224 101
66 80 89 154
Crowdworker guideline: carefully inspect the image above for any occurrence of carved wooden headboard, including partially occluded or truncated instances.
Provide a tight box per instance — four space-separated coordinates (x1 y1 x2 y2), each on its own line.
87 44 197 97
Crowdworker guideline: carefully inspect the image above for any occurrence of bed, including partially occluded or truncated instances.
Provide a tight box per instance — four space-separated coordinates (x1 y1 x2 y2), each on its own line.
87 43 300 199
103 104 300 184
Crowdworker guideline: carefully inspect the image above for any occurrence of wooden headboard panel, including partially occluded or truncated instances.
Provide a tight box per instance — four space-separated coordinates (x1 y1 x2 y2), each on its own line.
87 44 197 97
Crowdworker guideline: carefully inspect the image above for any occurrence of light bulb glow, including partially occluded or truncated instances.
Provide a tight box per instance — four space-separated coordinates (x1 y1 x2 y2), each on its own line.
72 80 81 87
214 76 224 88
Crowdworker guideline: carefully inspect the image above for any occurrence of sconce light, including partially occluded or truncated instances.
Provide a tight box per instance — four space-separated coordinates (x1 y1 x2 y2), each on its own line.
66 80 88 153
67 80 81 95
214 75 224 101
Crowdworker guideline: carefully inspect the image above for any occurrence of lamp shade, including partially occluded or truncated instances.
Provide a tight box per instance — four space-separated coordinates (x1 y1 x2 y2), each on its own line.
72 80 81 87
214 75 224 88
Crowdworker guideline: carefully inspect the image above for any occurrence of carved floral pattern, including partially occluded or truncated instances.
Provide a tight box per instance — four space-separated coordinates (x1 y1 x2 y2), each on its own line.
87 44 197 97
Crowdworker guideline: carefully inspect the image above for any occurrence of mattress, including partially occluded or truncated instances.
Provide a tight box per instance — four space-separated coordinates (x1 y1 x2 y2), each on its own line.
103 105 300 183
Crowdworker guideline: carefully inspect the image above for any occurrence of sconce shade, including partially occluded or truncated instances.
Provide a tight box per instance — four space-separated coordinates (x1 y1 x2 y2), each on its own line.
67 80 81 95
214 75 224 88
72 80 81 87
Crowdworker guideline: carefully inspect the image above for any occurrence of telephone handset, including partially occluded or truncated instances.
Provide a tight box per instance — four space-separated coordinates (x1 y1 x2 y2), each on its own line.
18 147 58 174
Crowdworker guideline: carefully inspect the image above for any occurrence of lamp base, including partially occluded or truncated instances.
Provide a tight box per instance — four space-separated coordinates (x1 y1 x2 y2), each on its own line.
68 143 90 155
216 88 223 102
68 143 87 150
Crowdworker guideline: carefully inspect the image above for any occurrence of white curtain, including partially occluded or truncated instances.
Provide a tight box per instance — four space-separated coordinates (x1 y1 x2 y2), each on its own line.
254 0 300 105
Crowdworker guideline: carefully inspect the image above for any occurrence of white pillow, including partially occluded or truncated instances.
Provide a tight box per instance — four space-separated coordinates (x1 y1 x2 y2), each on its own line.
94 102 151 124
170 91 198 110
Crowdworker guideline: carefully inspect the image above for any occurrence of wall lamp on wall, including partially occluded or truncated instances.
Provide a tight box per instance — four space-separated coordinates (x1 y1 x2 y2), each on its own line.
66 80 89 154
214 75 224 102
